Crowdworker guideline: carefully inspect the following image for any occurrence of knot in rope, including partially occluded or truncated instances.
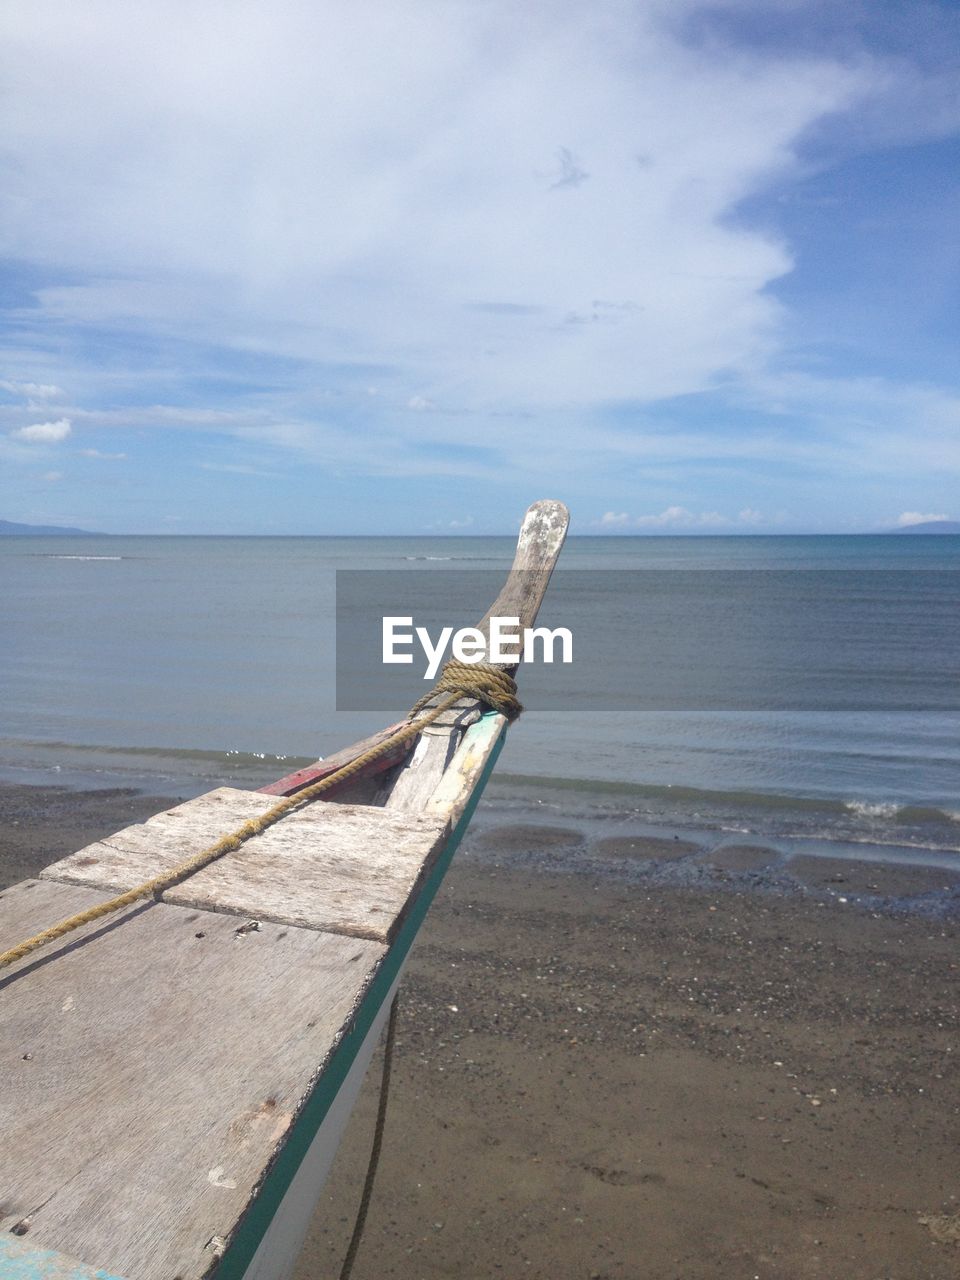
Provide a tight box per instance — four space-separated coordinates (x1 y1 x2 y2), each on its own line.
410 658 523 721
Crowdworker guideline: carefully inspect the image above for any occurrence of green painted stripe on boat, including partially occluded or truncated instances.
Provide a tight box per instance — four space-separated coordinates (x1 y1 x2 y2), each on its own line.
0 1236 127 1280
213 717 506 1280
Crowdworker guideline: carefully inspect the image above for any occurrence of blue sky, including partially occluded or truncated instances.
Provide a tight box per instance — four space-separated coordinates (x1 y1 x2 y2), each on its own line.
1 0 958 534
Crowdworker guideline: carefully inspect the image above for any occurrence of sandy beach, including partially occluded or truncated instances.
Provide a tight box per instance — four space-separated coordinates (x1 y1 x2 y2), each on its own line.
1 782 958 1279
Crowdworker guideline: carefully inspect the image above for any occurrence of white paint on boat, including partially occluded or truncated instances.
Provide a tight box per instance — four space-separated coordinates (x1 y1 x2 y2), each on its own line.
240 966 405 1280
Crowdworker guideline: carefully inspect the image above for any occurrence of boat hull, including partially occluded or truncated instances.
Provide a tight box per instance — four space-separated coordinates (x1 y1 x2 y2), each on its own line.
217 717 507 1280
240 966 403 1280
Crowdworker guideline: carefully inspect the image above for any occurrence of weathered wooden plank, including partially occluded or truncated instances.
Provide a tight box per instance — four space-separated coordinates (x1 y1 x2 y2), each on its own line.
0 879 385 1280
378 698 480 813
424 712 506 826
40 788 449 943
387 499 568 811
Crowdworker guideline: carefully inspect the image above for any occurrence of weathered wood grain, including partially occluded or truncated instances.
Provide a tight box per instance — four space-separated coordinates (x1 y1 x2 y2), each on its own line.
387 500 568 811
41 788 449 942
424 712 506 826
0 878 385 1280
382 698 481 813
474 497 570 646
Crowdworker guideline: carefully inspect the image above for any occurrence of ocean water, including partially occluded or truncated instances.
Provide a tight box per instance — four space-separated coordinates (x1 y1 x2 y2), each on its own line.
1 533 958 871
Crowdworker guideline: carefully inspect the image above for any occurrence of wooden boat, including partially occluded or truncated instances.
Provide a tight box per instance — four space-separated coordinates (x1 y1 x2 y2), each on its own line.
0 500 568 1280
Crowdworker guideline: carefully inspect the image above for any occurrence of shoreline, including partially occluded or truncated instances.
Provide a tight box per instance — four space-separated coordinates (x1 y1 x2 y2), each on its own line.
3 771 958 918
1 781 958 1277
464 809 960 922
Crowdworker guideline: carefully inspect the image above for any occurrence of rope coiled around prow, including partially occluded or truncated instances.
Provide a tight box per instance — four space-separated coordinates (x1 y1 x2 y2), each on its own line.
410 658 522 721
0 660 522 971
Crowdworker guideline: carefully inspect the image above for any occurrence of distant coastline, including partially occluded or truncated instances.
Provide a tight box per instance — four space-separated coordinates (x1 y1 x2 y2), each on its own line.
0 518 102 536
882 519 960 535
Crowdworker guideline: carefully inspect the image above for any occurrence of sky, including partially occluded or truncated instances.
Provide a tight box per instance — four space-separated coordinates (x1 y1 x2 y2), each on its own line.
1 0 958 534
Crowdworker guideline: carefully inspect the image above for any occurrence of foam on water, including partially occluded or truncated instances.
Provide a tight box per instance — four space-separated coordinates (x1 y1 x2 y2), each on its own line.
844 800 903 820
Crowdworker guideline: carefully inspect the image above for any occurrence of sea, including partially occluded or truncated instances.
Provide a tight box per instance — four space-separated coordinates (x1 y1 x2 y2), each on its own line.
2 534 958 881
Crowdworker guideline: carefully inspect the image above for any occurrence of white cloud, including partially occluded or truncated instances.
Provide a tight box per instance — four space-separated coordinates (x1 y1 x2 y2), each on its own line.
12 417 72 443
0 379 63 399
448 515 474 528
735 372 960 476
7 360 958 499
0 0 955 528
0 0 871 412
80 448 127 459
635 506 729 528
42 470 63 482
896 511 949 527
597 505 770 529
597 506 731 528
198 462 270 476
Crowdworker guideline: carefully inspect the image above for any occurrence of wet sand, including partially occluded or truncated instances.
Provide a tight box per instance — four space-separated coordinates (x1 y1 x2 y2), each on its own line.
1 784 958 1278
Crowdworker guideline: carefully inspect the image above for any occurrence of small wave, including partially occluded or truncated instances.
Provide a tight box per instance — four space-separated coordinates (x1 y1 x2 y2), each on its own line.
844 800 902 820
802 830 960 854
495 772 845 813
224 749 308 762
41 554 124 561
493 774 960 831
844 800 960 828
10 739 313 767
404 555 454 561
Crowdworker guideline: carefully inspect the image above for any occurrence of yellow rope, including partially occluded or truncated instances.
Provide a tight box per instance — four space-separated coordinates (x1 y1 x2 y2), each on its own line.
408 658 522 720
0 662 521 971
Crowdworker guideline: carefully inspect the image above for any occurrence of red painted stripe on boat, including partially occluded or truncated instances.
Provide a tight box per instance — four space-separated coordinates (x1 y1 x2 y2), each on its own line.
259 722 411 797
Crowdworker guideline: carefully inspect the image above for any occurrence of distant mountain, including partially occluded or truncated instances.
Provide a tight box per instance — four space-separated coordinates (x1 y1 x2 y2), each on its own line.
886 520 960 535
0 518 101 536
